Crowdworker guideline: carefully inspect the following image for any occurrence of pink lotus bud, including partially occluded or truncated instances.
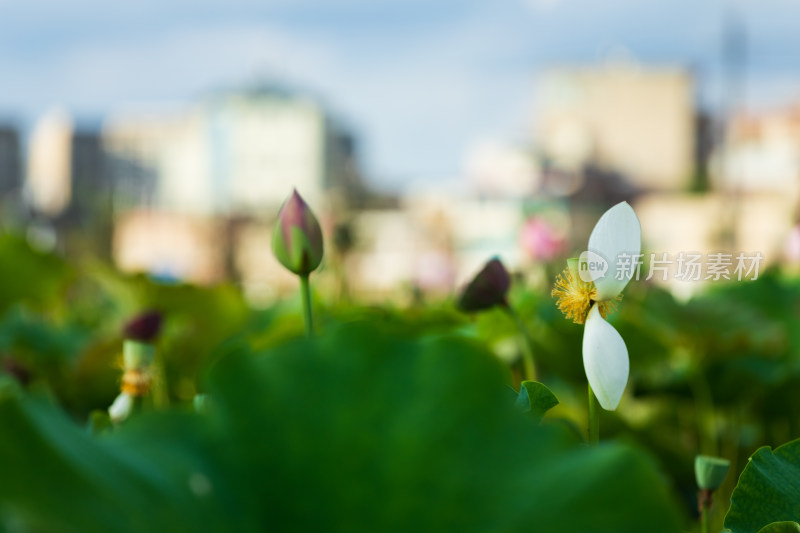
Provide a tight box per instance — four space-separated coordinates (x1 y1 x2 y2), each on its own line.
272 190 324 276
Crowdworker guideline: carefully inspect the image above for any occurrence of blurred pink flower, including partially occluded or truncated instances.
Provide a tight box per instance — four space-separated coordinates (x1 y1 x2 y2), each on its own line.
784 225 800 262
520 217 566 261
415 251 455 293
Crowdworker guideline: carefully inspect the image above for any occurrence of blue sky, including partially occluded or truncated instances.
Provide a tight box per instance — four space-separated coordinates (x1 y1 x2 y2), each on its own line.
1 0 799 190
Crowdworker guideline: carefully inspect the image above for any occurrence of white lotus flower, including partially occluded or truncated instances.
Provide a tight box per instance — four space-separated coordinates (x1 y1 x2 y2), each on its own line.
552 202 641 411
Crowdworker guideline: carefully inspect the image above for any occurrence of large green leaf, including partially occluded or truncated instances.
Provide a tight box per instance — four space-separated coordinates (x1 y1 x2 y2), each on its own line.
0 321 681 532
758 522 800 533
0 234 72 314
726 439 800 532
0 378 233 532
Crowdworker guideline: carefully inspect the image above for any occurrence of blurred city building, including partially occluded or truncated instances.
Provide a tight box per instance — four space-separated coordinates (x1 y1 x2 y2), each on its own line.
114 210 225 284
710 103 800 260
0 123 22 228
525 63 698 258
11 64 800 303
104 87 364 216
632 102 800 297
27 109 73 218
465 141 541 198
343 189 527 302
535 63 695 192
529 61 798 299
26 108 112 255
711 105 800 195
0 124 21 199
103 86 366 287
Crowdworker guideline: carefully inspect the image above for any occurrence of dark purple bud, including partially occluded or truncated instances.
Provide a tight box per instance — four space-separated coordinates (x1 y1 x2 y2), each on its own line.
456 258 511 312
2 357 31 386
272 190 324 276
124 311 163 342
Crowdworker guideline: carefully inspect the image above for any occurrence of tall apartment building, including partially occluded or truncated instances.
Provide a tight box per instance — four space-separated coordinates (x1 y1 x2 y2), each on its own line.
536 64 695 191
0 125 21 199
103 87 364 217
26 109 110 222
102 87 364 285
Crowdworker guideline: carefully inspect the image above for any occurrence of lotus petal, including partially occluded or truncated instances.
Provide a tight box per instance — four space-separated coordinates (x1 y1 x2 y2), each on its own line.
583 305 629 411
108 392 133 423
587 202 642 300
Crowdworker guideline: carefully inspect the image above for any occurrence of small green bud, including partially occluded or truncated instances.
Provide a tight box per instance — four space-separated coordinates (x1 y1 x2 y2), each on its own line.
272 190 324 276
456 258 511 312
695 454 730 490
194 393 211 414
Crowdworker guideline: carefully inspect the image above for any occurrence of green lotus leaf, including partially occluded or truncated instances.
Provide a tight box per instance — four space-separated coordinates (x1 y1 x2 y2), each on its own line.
726 439 800 533
516 380 559 421
0 321 681 533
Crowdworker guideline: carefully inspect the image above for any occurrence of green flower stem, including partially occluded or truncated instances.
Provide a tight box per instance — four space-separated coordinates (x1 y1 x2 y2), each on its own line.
122 340 160 410
690 362 716 456
502 303 537 381
698 488 713 533
299 274 314 337
132 395 145 417
700 508 709 533
588 383 600 444
152 347 169 409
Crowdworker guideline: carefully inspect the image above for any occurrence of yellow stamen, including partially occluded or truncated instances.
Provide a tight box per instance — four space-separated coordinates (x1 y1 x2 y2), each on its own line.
551 267 621 324
121 368 152 397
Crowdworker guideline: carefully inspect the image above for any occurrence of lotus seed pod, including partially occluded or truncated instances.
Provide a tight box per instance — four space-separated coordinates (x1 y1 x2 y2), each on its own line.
695 454 730 490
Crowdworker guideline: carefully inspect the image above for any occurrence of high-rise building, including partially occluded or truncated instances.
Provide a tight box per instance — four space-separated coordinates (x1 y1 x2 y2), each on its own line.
0 125 21 199
25 109 114 255
712 104 800 194
103 87 364 217
27 109 74 217
103 86 364 285
535 64 695 191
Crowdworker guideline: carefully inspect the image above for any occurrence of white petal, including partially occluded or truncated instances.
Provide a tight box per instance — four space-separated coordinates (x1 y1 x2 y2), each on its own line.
586 201 642 300
109 392 133 423
583 306 629 411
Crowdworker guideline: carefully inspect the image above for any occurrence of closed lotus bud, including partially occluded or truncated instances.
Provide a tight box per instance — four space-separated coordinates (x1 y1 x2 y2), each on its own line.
2 356 31 386
695 455 730 491
272 190 324 276
457 258 511 312
124 311 163 343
